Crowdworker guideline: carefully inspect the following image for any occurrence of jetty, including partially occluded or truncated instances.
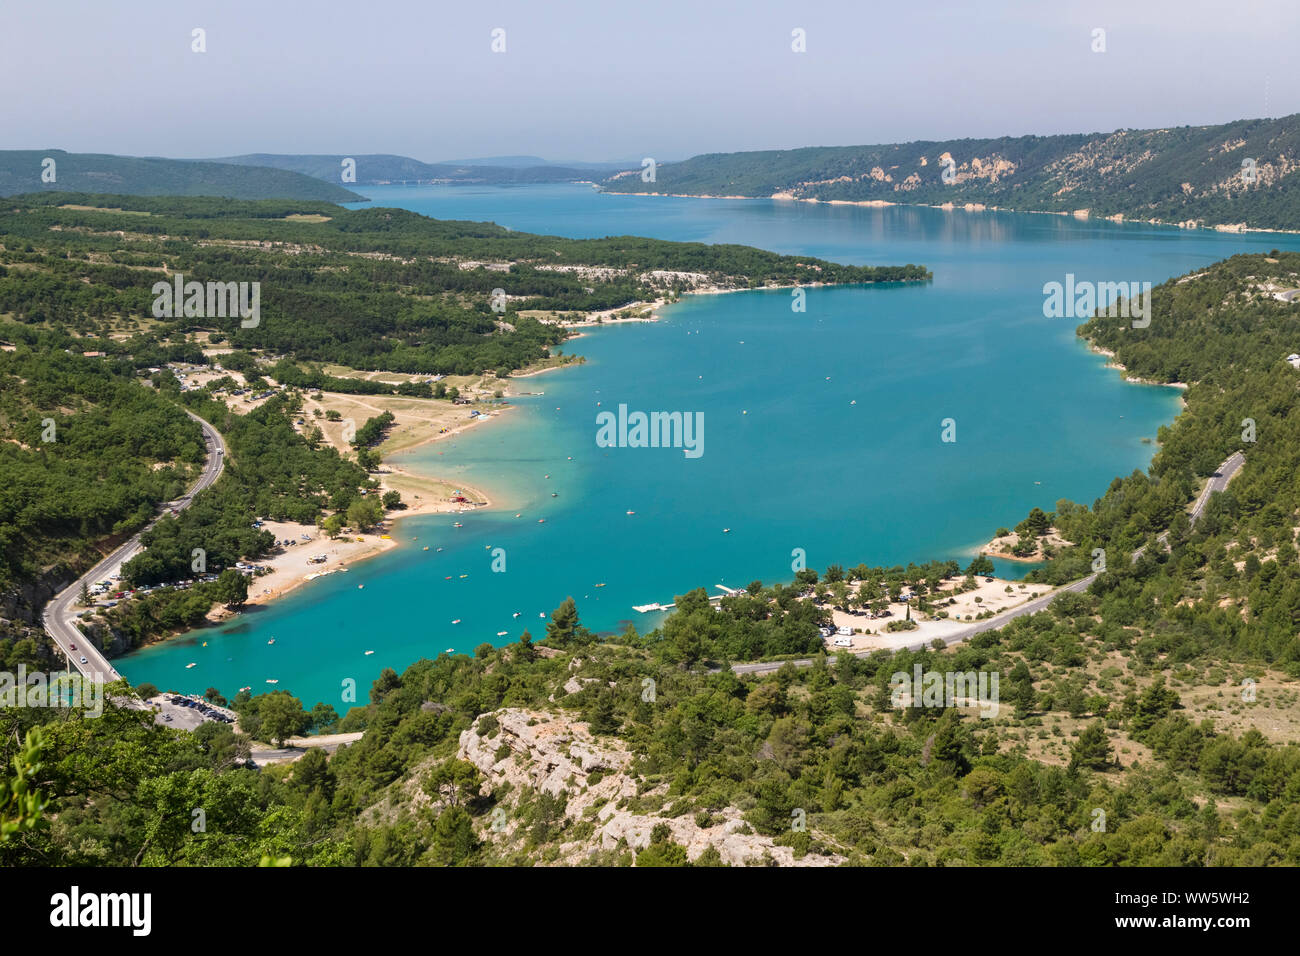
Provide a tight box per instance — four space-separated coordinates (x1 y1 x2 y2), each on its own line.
633 584 742 614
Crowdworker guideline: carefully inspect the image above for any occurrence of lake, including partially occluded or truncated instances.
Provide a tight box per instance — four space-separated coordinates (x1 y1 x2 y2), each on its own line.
116 185 1300 707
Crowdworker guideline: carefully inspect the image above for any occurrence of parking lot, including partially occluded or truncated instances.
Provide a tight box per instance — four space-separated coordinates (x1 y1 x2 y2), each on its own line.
150 695 239 730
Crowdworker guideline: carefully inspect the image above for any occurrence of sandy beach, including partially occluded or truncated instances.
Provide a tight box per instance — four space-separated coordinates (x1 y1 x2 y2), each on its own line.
227 488 485 611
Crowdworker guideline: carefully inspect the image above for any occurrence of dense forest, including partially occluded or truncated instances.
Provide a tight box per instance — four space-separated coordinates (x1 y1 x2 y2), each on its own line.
0 150 362 201
216 153 620 185
0 193 928 375
0 334 202 589
602 114 1300 230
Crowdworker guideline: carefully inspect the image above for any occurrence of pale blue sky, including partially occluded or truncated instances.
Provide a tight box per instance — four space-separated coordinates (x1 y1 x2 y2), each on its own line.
1 0 1293 162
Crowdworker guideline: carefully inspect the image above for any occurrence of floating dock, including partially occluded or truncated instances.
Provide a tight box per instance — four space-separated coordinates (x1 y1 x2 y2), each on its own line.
634 585 740 613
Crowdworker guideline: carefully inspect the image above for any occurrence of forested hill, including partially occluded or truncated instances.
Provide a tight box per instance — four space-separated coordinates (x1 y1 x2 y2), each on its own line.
216 153 620 185
0 151 363 202
0 192 928 376
601 114 1300 231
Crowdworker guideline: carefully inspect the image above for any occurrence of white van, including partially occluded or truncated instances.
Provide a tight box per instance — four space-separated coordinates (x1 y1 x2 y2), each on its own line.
833 636 853 647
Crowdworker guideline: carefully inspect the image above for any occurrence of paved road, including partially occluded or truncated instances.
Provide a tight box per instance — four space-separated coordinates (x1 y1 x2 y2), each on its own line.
732 451 1244 677
42 410 227 684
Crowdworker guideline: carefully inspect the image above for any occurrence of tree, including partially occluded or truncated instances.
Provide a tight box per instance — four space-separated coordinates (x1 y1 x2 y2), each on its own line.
1016 507 1051 538
544 597 593 648
346 497 383 531
213 568 248 608
1070 721 1114 772
310 702 339 732
381 490 402 510
426 759 482 808
258 691 311 747
966 555 995 577
427 806 479 866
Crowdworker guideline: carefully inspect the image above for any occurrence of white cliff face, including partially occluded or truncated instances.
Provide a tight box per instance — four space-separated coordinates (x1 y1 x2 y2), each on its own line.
457 708 844 867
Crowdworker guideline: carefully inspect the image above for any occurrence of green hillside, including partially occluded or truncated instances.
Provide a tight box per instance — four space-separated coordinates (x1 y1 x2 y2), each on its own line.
0 151 363 202
217 153 613 185
602 114 1300 231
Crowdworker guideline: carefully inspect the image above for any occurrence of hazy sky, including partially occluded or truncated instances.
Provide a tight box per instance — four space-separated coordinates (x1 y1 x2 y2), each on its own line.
2 0 1294 163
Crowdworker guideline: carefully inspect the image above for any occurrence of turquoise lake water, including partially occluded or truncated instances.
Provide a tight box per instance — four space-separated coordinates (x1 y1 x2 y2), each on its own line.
117 185 1300 708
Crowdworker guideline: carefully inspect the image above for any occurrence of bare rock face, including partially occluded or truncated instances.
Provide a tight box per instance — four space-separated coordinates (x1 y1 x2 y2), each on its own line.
457 708 843 867
459 707 627 798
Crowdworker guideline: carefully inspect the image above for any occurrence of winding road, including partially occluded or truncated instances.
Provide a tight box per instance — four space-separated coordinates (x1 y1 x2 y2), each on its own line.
732 450 1245 677
42 410 227 682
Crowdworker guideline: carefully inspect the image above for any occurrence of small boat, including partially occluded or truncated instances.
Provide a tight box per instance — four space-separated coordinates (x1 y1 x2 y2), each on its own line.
539 612 546 618
723 528 731 533
497 631 508 636
626 510 635 516
453 522 463 528
445 647 454 653
544 474 550 479
551 492 558 497
437 547 443 552
567 456 573 460
266 679 278 684
459 574 469 579
202 641 208 647
850 400 857 405
444 575 452 580
358 584 364 589
512 612 521 618
515 513 522 518
451 619 461 625
267 639 275 645
538 518 545 523
239 686 251 693
364 650 374 655
186 662 197 669
423 546 429 551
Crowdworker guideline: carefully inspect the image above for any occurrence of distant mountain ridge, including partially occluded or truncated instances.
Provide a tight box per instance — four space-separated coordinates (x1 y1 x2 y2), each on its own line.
599 114 1300 231
0 150 361 201
216 153 620 186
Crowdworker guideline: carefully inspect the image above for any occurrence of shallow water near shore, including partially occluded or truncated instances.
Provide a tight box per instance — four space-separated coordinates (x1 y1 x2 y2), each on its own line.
117 185 1300 707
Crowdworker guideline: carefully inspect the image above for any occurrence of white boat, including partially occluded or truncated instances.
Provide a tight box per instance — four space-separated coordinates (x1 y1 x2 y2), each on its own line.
364 650 374 655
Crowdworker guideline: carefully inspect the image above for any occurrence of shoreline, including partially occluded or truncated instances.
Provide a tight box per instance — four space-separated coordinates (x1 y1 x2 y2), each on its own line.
600 186 1300 237
1087 343 1190 398
121 259 1195 663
